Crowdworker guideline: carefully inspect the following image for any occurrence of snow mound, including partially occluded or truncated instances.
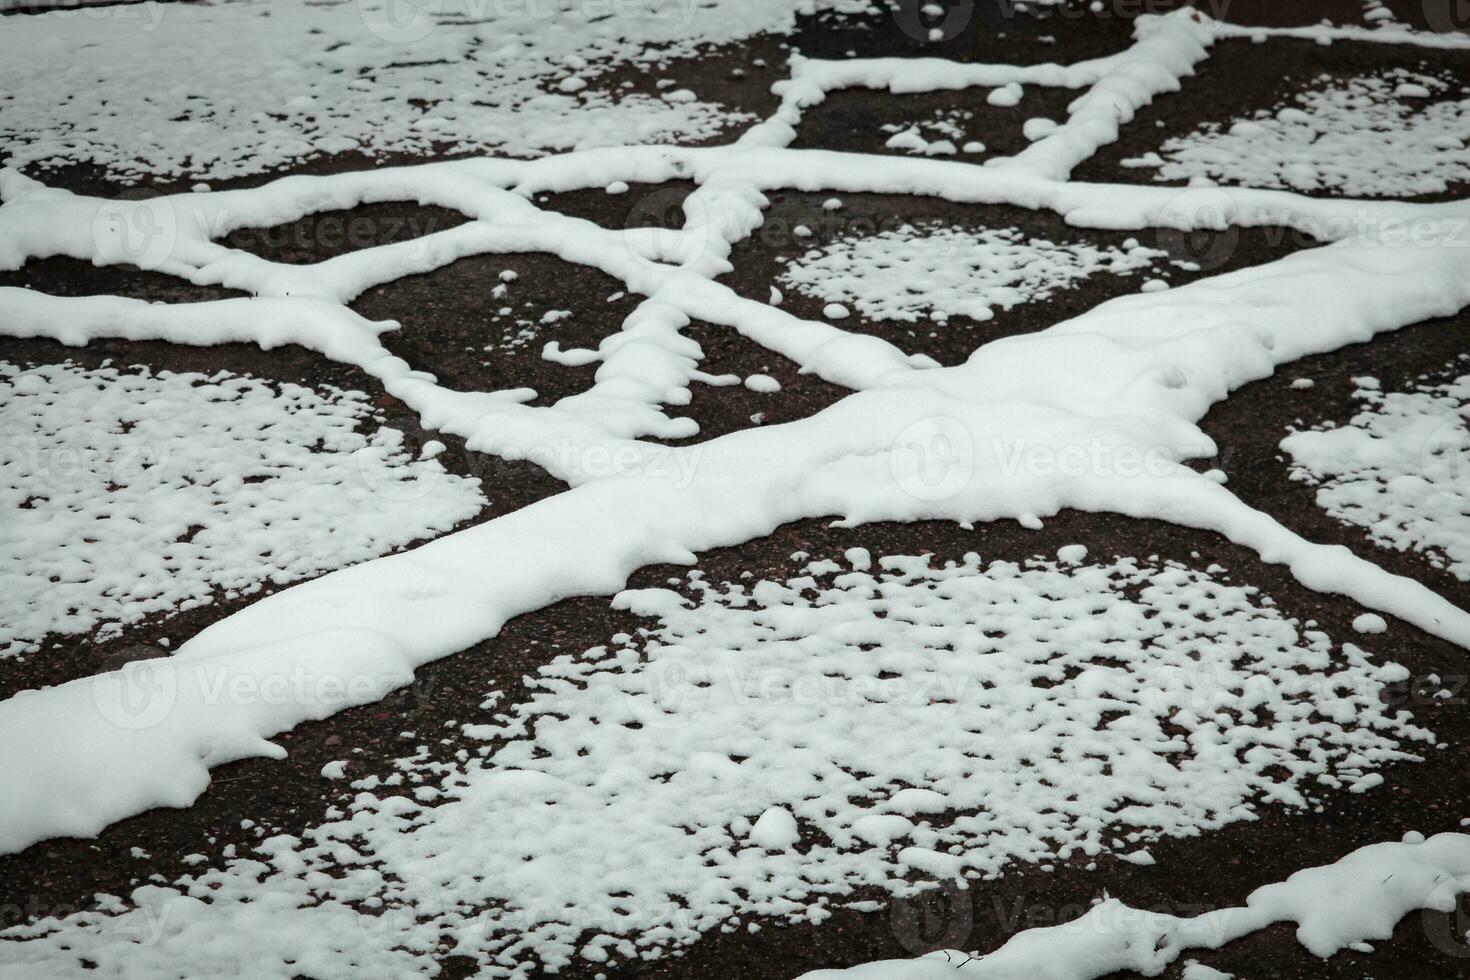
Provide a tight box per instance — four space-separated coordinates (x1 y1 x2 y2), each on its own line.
0 361 484 655
778 224 1166 323
1283 365 1470 581
1125 70 1470 197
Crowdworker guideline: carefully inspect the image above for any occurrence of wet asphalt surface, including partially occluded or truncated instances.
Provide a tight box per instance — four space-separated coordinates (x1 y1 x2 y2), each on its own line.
2 1 1470 978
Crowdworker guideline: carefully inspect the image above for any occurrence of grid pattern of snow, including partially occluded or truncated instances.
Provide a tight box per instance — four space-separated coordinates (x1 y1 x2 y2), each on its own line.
0 551 1429 977
0 0 870 182
1283 364 1470 581
0 361 484 655
1124 70 1470 197
778 224 1166 323
4 9 1470 977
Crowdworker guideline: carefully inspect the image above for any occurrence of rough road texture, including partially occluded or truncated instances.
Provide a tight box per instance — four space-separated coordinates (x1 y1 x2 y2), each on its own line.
2 1 1470 978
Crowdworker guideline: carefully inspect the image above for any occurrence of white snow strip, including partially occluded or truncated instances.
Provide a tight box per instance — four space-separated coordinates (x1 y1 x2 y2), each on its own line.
2 7 1470 860
1212 19 1470 51
797 831 1470 978
989 11 1214 181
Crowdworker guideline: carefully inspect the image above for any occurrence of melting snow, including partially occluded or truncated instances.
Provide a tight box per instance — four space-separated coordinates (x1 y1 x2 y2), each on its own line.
0 551 1432 977
1283 364 1470 580
0 361 484 656
778 225 1167 324
1 8 1470 977
1125 70 1470 197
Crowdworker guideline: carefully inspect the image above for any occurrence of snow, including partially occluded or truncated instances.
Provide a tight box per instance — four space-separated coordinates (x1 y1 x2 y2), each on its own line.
3 7 1470 859
750 807 801 849
881 112 977 156
0 361 484 656
1283 365 1470 580
1354 613 1389 634
0 0 877 182
745 373 782 393
0 552 1435 976
0 12 1469 978
1126 70 1470 197
797 832 1470 978
778 224 1166 324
